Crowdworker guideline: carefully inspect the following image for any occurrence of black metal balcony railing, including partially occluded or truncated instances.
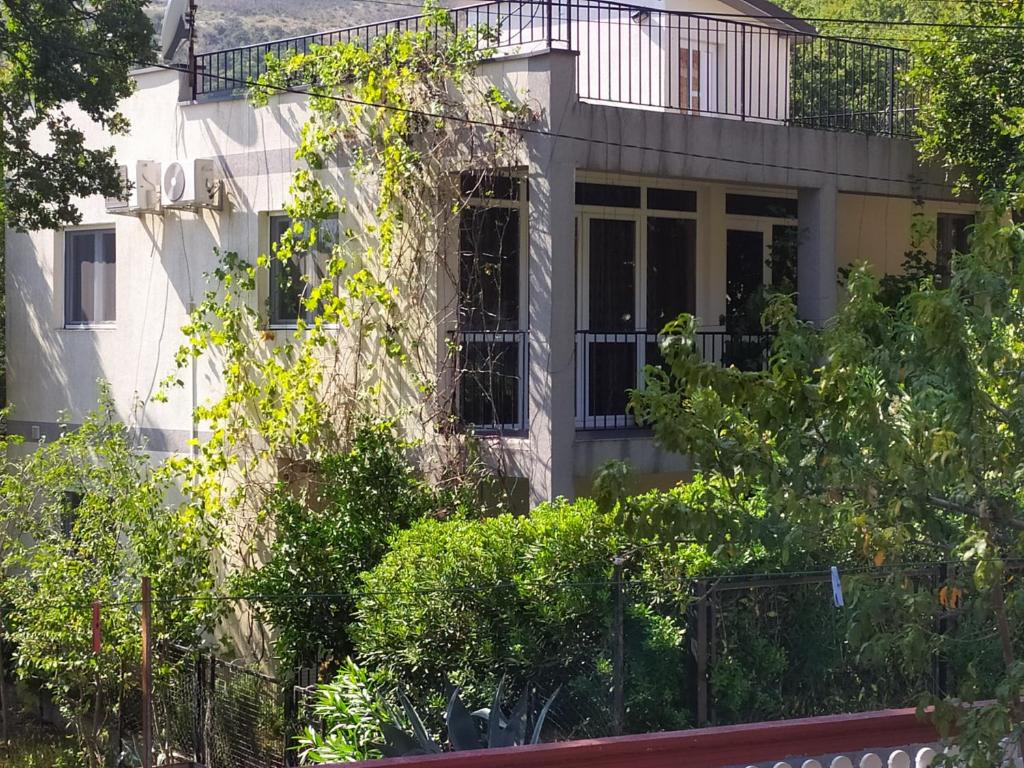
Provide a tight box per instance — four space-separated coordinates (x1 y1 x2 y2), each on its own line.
575 330 772 430
450 329 529 435
191 0 915 137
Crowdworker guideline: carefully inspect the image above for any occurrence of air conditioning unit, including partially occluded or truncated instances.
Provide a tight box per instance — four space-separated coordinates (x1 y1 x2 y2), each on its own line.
104 161 162 215
162 159 222 210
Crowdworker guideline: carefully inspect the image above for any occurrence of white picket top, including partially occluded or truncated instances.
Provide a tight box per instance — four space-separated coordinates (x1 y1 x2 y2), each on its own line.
750 746 937 768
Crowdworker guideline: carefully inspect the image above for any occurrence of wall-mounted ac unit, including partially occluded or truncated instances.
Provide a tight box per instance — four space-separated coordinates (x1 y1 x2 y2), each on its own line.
162 159 222 210
104 161 162 215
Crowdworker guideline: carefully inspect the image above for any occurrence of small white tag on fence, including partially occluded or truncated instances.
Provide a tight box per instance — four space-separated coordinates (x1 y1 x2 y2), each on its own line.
831 566 845 607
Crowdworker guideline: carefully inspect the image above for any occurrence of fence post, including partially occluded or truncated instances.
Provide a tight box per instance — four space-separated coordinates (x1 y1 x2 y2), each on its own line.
141 577 153 768
887 48 896 136
612 556 626 736
567 0 572 51
935 563 950 696
195 653 206 767
206 655 217 768
740 32 747 121
694 580 709 727
545 0 553 48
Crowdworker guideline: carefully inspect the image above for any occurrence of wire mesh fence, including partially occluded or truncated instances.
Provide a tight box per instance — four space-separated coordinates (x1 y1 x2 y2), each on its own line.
128 563 1017 765
153 645 303 768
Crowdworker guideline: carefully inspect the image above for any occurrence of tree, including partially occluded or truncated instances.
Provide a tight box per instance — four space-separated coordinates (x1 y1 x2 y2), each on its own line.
0 0 153 230
909 0 1024 197
233 421 446 669
628 204 1024 766
161 3 529 592
0 386 218 767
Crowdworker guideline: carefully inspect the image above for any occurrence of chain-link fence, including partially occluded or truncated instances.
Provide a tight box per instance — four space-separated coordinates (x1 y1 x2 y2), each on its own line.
153 645 306 768
128 564 1016 765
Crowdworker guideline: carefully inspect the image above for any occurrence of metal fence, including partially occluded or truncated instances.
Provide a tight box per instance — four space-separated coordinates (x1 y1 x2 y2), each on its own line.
189 0 915 137
154 645 301 768
130 563 1011 765
574 330 772 430
448 329 529 436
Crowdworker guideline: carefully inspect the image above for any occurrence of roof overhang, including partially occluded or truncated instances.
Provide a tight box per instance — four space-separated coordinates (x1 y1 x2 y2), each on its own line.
718 0 817 35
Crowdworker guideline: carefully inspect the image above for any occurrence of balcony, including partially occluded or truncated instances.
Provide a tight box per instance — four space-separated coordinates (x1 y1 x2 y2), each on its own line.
190 0 915 138
449 329 529 436
575 330 771 431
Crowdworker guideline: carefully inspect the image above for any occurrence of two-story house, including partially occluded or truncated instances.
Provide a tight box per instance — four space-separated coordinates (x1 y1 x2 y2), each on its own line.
3 0 975 507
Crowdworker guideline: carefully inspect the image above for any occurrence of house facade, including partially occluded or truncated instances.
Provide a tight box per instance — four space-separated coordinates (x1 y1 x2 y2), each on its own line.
4 0 974 506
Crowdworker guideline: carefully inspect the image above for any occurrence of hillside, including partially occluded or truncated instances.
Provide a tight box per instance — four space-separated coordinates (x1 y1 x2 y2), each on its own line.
149 0 470 52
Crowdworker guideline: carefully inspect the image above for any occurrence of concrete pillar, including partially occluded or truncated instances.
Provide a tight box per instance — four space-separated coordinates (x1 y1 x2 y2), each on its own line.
524 51 578 506
797 184 839 327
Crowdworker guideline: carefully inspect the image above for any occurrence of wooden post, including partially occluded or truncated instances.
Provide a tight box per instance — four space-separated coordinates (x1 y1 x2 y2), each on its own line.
695 580 709 727
141 577 153 768
612 556 626 736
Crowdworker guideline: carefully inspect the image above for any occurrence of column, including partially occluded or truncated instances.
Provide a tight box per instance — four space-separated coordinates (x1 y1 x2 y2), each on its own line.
524 51 578 506
797 183 839 327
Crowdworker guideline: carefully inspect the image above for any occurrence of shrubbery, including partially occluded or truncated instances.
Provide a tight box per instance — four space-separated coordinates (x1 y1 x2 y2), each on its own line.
0 389 218 767
235 422 451 668
351 498 692 736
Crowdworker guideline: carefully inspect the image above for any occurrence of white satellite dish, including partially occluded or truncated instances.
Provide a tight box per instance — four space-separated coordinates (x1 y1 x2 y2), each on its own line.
160 0 191 63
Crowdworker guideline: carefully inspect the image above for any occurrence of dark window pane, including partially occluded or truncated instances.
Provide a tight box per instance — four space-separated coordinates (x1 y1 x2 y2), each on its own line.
269 216 305 325
936 213 974 284
726 229 765 334
646 187 697 212
726 194 798 219
769 224 799 295
589 219 636 331
457 336 522 430
459 207 520 331
66 229 116 325
576 182 641 208
587 340 636 418
460 172 519 201
647 217 696 331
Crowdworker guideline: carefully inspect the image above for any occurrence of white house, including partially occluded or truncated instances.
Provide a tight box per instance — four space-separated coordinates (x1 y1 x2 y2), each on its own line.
3 0 975 507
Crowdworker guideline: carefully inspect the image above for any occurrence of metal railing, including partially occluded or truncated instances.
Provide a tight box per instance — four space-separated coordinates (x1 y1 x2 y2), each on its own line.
571 0 915 135
191 0 570 98
449 329 529 435
190 0 915 137
575 329 772 430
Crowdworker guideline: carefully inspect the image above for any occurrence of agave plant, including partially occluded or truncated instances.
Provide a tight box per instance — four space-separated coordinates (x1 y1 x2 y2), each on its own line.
379 678 560 756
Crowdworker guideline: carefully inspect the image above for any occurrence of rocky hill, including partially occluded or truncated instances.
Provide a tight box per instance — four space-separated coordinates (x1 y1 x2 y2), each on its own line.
149 0 468 52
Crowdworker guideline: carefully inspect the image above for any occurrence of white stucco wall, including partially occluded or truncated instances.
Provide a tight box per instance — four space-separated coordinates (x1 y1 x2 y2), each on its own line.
4 43 966 503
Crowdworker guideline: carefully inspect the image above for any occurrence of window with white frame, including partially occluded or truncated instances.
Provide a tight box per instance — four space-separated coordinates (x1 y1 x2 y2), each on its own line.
268 214 338 327
65 228 116 327
575 180 699 428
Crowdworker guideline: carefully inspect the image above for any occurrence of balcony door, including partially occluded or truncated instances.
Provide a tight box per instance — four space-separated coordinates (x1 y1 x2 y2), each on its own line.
576 211 696 428
455 181 528 434
723 215 797 370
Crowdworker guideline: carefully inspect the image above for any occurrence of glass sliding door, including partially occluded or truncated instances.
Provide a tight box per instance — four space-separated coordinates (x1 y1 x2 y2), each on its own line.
581 217 638 426
577 208 697 429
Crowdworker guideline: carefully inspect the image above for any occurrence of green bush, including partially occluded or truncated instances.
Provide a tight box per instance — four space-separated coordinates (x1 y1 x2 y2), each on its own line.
351 498 691 736
235 421 446 668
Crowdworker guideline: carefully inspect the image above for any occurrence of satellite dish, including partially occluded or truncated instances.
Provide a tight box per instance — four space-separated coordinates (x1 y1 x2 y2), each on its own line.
160 0 191 63
164 162 187 202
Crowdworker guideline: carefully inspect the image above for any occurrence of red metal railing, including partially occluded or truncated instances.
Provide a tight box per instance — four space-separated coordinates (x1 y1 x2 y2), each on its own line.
337 708 939 768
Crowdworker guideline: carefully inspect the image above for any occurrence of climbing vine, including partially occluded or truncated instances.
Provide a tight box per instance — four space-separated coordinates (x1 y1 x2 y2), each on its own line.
161 3 532 593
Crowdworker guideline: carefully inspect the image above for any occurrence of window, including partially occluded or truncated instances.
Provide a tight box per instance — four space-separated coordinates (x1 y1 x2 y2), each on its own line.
936 212 974 284
65 229 116 326
268 215 337 327
454 179 526 433
679 45 718 113
575 182 699 427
